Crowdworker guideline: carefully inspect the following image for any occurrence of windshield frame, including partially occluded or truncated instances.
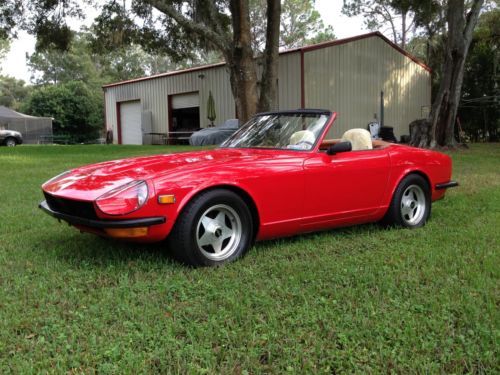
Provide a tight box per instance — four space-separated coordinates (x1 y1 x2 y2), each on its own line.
219 109 335 152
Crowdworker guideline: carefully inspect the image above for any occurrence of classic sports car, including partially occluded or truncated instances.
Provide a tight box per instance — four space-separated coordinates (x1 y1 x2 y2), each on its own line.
39 109 458 266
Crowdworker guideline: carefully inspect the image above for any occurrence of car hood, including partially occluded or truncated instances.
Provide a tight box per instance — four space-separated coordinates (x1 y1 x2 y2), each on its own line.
1 130 21 137
42 148 299 201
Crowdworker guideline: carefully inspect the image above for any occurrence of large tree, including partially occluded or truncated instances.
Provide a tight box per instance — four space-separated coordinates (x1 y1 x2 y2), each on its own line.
0 0 83 51
0 0 282 122
21 81 103 142
0 75 30 110
27 33 99 85
133 0 281 122
344 0 486 147
425 0 484 147
456 6 499 142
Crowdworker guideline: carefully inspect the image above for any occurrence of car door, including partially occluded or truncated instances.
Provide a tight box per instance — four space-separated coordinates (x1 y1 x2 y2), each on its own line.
301 148 391 227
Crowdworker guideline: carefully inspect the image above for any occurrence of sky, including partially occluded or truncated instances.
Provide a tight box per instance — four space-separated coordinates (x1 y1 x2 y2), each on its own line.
1 0 367 83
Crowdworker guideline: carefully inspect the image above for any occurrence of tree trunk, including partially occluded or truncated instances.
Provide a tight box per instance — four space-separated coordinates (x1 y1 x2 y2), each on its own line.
257 0 281 112
426 0 483 147
401 11 406 50
146 0 281 124
409 119 432 148
227 0 258 124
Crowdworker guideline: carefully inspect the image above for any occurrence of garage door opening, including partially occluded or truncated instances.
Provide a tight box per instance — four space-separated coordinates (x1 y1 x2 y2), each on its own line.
172 107 200 132
169 92 200 144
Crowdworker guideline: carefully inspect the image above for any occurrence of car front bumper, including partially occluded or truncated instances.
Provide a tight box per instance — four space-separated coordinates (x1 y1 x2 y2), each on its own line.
39 200 166 229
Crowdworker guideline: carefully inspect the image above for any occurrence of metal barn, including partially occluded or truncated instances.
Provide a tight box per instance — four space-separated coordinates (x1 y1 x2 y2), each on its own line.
103 32 431 145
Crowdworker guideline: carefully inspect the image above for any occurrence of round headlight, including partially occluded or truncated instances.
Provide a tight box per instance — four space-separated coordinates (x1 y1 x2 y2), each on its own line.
96 180 149 215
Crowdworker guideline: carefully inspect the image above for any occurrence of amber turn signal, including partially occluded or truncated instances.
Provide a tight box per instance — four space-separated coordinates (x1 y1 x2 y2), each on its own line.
105 227 148 238
158 194 176 204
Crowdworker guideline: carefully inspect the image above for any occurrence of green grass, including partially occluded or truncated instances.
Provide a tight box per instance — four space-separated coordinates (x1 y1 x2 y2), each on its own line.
0 144 498 373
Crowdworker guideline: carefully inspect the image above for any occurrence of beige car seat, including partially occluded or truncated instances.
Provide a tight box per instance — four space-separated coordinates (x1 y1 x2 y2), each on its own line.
289 130 315 146
341 128 373 150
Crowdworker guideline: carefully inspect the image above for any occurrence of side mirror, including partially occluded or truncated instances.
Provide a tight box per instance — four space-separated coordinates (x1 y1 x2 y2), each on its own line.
327 141 352 155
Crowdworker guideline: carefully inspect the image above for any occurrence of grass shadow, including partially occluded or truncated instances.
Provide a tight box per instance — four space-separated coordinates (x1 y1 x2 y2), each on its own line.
44 232 181 270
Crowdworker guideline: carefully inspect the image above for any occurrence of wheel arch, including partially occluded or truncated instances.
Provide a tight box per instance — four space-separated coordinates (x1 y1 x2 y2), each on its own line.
381 169 433 227
384 169 432 208
403 170 431 190
176 184 261 241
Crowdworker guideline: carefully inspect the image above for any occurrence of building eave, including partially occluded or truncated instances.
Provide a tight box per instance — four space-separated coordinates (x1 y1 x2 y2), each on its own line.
102 31 431 90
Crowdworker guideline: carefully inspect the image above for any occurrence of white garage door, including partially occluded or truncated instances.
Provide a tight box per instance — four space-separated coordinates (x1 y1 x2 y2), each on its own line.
120 101 142 145
171 92 199 109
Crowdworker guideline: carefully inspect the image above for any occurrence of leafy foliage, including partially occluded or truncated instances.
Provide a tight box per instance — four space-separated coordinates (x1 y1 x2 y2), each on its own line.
0 75 31 110
26 31 190 86
251 0 335 51
0 36 9 62
458 8 500 141
342 0 417 48
0 0 86 50
21 81 103 142
90 1 222 63
27 34 99 85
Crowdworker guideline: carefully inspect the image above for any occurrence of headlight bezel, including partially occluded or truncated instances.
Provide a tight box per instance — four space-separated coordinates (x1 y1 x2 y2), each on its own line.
95 180 149 216
42 170 73 188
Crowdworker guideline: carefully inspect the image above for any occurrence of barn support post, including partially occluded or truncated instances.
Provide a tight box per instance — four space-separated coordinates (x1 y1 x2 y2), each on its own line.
380 91 384 127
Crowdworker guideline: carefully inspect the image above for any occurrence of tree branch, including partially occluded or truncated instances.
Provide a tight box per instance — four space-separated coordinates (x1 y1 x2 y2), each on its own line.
203 0 228 42
463 0 484 41
144 0 229 53
379 3 398 44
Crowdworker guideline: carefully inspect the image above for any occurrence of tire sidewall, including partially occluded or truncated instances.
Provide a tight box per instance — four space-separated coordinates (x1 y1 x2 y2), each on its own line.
178 189 253 266
391 174 431 228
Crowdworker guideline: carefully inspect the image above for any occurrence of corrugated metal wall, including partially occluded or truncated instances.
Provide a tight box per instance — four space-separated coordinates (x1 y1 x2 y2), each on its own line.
254 51 301 111
304 37 430 138
104 34 430 144
278 52 301 110
104 65 236 144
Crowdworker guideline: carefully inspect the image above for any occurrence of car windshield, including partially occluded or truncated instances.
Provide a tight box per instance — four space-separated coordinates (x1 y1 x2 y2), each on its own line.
221 112 330 151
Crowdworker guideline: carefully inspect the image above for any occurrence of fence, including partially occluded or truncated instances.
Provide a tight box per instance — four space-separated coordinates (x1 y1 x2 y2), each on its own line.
0 117 53 144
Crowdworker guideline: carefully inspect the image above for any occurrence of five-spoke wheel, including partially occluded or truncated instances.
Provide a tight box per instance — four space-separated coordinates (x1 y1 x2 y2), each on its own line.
382 174 431 228
196 204 242 261
400 184 426 226
168 189 253 266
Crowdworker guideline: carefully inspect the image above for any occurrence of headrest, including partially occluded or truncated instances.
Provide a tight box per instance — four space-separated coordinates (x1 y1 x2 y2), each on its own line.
341 128 373 150
289 130 315 145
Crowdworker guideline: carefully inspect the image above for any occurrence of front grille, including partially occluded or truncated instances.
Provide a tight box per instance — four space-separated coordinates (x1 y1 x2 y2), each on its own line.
44 193 98 220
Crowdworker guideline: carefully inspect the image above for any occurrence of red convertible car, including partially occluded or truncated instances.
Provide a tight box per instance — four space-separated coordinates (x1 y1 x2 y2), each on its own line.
40 110 457 266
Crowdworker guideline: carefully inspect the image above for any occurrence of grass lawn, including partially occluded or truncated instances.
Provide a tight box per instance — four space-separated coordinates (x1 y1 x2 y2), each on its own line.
0 143 498 373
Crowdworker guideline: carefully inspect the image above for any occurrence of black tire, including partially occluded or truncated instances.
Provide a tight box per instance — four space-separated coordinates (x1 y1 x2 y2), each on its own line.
167 189 254 267
382 174 431 228
4 137 17 147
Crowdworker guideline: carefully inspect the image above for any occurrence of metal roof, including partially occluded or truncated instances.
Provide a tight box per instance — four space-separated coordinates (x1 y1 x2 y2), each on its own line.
0 106 51 120
102 32 431 89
